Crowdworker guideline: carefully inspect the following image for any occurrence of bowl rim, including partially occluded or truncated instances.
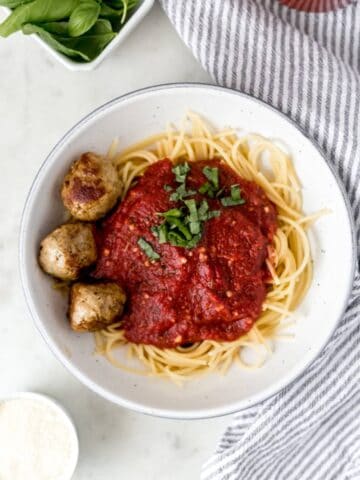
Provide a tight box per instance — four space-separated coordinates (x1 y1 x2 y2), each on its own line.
0 391 79 478
19 82 357 419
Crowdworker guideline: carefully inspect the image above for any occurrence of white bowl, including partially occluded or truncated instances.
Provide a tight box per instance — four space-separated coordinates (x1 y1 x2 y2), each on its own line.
2 0 154 71
0 392 79 479
20 84 356 419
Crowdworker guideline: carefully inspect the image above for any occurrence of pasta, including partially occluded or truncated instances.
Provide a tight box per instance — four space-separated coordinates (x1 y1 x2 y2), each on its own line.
95 113 322 384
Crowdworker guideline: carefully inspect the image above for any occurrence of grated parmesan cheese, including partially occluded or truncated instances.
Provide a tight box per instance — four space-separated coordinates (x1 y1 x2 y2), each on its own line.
0 397 77 480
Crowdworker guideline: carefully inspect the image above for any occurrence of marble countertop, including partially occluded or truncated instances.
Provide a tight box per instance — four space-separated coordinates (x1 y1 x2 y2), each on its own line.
0 3 230 479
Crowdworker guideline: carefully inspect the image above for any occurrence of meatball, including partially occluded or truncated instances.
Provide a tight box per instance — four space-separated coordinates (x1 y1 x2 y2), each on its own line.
68 283 126 332
61 152 121 221
39 223 97 281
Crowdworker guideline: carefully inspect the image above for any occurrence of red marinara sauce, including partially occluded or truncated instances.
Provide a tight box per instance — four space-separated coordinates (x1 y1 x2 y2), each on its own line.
94 159 277 348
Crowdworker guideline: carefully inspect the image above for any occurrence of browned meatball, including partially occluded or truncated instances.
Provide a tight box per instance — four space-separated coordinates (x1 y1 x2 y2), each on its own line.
39 223 97 281
68 283 126 332
61 152 121 221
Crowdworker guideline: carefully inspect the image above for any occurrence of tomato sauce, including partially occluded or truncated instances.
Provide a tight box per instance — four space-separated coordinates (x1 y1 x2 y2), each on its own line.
94 159 277 348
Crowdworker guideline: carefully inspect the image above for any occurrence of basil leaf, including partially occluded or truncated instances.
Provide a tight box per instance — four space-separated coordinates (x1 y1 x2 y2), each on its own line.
170 183 196 201
198 181 216 198
137 237 160 261
185 234 202 249
151 224 167 243
189 221 201 235
158 208 183 218
104 0 137 8
163 184 173 192
0 0 81 37
0 0 34 7
167 231 188 248
197 200 209 220
203 166 219 189
220 196 246 207
40 18 112 36
23 22 115 61
68 0 100 37
172 162 190 183
22 23 90 60
39 21 69 35
166 217 192 241
230 184 241 201
184 199 198 222
207 210 220 219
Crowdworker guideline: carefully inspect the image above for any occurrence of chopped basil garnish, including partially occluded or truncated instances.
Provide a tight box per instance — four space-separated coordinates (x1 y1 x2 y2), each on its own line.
166 217 192 240
221 184 246 207
198 181 215 198
170 183 196 201
184 199 199 222
149 163 243 253
172 162 190 183
203 166 219 189
158 208 183 218
199 166 219 198
137 238 160 261
189 221 201 234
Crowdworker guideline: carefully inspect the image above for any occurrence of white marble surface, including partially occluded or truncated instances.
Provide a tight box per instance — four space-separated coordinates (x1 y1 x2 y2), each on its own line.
0 3 231 479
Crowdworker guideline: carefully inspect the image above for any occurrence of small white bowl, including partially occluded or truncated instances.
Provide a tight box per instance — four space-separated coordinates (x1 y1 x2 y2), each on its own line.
2 0 154 71
19 84 356 419
0 392 79 479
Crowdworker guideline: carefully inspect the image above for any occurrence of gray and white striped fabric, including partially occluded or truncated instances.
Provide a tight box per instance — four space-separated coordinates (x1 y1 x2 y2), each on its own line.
159 1 360 479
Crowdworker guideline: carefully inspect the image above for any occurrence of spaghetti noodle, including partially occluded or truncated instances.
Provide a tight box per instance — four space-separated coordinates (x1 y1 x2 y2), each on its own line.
94 113 320 384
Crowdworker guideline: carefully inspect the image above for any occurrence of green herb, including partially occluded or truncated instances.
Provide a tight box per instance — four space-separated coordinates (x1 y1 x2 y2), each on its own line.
163 184 173 192
221 185 246 207
22 22 116 61
197 199 209 219
207 210 221 219
0 0 80 37
68 0 100 37
151 224 167 243
167 231 188 248
0 0 34 8
197 200 220 221
153 163 222 250
189 221 201 235
172 162 190 183
170 183 196 202
158 208 183 218
39 19 112 35
137 237 160 261
184 199 198 222
203 166 219 189
198 182 215 198
166 217 192 240
0 0 139 62
100 0 137 24
198 166 220 198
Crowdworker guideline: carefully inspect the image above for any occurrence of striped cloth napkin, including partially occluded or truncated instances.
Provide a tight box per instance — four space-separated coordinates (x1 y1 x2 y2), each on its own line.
159 1 360 479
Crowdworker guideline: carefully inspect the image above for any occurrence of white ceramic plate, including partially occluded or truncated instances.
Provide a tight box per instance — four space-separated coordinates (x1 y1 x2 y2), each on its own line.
20 84 356 419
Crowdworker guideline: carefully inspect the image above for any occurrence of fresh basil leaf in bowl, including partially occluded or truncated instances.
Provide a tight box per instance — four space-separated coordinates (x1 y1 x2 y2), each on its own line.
68 0 101 37
40 18 113 36
0 0 34 7
0 0 81 37
0 0 142 63
22 22 116 61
